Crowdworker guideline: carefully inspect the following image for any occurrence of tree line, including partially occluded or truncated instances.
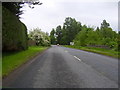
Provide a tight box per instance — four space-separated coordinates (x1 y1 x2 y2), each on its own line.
50 17 120 51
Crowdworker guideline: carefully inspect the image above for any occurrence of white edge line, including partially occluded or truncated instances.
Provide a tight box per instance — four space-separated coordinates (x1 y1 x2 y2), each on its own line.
74 56 82 62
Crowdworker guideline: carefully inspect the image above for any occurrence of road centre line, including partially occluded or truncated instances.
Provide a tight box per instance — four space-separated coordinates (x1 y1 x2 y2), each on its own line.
74 56 82 62
63 50 81 62
65 50 68 53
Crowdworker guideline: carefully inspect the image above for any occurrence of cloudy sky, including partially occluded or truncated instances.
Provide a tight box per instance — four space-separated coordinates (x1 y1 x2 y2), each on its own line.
20 0 119 33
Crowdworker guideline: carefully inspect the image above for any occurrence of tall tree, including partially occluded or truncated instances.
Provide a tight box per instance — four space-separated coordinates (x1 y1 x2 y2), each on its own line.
61 17 82 45
56 25 62 44
50 29 56 44
99 20 117 47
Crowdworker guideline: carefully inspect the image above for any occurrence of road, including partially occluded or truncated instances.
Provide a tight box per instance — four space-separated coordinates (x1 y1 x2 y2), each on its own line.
3 45 118 88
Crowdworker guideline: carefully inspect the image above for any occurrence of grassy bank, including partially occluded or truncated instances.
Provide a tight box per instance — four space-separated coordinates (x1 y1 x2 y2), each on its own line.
63 45 119 59
2 46 48 77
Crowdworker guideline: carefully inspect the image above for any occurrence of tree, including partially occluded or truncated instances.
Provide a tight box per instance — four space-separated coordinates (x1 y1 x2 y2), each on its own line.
55 25 62 44
74 25 88 46
100 20 110 29
28 28 50 46
73 19 118 50
50 18 118 51
61 17 82 45
50 29 56 44
99 20 118 48
118 32 120 51
50 17 82 45
86 28 99 45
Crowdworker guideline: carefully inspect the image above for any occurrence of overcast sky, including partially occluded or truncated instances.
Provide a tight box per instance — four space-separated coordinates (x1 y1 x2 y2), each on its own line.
20 0 119 33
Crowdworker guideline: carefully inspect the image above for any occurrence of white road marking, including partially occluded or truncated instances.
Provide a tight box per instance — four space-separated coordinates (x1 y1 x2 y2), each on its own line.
74 56 82 62
65 50 68 53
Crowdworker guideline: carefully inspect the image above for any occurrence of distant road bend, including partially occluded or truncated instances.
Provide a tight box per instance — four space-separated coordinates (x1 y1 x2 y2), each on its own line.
3 45 118 88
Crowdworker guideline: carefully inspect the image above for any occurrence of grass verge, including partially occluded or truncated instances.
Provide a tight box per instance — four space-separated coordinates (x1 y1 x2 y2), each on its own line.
2 46 49 78
63 45 119 59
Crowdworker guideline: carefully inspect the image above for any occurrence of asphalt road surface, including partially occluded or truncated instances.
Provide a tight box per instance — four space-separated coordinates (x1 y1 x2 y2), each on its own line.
3 45 118 88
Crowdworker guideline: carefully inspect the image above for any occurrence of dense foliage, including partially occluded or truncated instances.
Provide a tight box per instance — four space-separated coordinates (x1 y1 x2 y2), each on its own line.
50 17 119 51
50 17 82 45
2 6 28 51
50 29 56 45
2 1 42 51
74 20 118 51
28 28 50 46
2 2 23 18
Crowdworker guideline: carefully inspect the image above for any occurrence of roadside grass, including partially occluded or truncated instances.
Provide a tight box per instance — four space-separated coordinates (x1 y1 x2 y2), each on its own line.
63 45 119 59
2 46 48 78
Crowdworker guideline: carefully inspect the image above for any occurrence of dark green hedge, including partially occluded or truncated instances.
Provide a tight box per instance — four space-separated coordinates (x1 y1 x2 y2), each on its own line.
2 6 28 51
